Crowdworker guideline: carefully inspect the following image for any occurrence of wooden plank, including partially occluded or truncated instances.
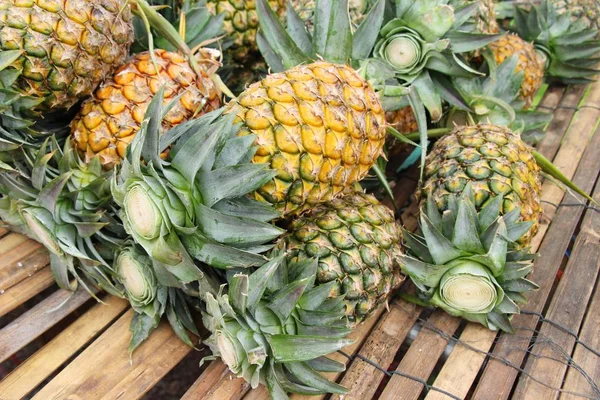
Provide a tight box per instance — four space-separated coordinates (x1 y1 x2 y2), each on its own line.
0 284 94 364
330 298 421 400
181 362 249 400
424 324 495 400
430 81 600 400
513 165 600 398
0 295 128 400
535 85 582 161
0 267 55 318
560 262 600 400
0 245 49 292
471 86 600 400
32 309 193 400
380 310 461 400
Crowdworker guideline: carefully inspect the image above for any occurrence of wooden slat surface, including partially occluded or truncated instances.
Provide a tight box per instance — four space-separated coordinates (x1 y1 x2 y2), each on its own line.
0 267 55 318
32 309 193 400
513 140 600 399
0 295 128 399
0 283 94 364
1 81 599 400
472 85 600 400
380 310 461 400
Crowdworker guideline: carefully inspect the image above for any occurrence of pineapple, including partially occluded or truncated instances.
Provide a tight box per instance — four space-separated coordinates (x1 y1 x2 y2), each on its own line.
550 0 600 33
0 0 133 113
451 0 500 34
229 62 386 215
421 124 542 247
230 0 388 215
291 0 370 30
282 190 405 324
386 106 418 156
206 0 285 62
489 34 545 108
70 49 222 169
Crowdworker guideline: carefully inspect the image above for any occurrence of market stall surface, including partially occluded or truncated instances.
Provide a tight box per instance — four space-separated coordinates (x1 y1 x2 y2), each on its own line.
0 81 599 400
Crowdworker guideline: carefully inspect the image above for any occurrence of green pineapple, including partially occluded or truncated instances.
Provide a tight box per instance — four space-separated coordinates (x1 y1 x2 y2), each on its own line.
282 190 405 325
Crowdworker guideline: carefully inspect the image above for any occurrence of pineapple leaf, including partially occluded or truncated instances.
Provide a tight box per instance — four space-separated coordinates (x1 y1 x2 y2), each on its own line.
286 0 312 54
285 362 348 394
305 356 346 373
257 0 311 70
267 277 312 321
352 0 385 61
452 195 485 253
0 50 21 71
197 164 276 207
313 0 352 63
129 311 161 355
420 213 465 265
195 204 283 246
213 197 281 223
267 334 354 363
256 32 285 73
247 255 285 309
229 273 249 314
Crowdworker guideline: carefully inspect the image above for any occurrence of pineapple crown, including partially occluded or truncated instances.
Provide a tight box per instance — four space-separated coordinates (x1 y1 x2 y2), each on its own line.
511 0 600 83
0 135 126 299
112 88 283 285
202 254 353 398
365 0 503 122
401 184 539 333
448 53 552 142
256 0 387 72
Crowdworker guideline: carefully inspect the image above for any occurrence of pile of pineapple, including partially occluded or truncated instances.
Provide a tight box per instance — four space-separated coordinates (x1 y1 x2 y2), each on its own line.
0 0 598 397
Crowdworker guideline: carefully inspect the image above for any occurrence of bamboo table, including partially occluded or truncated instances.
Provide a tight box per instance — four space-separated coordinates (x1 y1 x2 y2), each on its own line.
1 80 599 400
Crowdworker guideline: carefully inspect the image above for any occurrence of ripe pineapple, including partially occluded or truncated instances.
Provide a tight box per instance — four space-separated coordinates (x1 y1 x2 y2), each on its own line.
421 124 542 247
551 0 600 32
228 62 386 215
0 0 133 113
489 34 545 108
291 0 370 30
206 0 285 62
386 106 418 156
282 190 405 324
451 0 500 34
70 49 222 169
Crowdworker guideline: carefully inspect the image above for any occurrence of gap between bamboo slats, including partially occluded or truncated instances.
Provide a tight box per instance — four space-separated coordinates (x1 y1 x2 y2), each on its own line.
467 81 600 400
512 131 600 399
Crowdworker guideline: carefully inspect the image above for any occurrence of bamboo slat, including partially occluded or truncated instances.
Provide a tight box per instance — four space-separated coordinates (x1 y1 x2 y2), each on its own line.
32 309 193 400
429 81 600 400
513 146 600 399
0 284 93 364
0 296 128 399
472 86 600 400
0 267 54 318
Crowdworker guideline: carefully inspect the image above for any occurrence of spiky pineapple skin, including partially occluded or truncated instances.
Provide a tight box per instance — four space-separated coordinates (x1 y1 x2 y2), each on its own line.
291 0 369 30
489 34 545 109
206 0 285 62
284 191 405 324
422 124 542 246
70 49 222 169
229 61 386 215
551 0 600 32
0 0 133 112
386 106 417 156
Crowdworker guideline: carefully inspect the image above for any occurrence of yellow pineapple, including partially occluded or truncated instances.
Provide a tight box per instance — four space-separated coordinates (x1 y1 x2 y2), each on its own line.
489 34 545 108
70 49 222 169
386 106 418 156
228 61 386 215
0 0 133 113
206 0 285 62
